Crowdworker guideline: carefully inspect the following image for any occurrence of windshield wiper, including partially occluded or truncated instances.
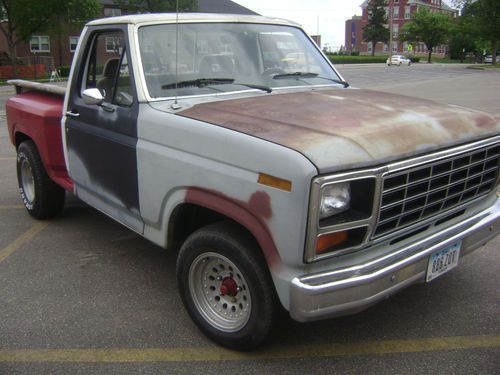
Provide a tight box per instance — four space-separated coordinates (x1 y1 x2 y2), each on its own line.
272 71 350 88
316 76 350 88
272 72 319 79
161 78 234 90
162 78 272 93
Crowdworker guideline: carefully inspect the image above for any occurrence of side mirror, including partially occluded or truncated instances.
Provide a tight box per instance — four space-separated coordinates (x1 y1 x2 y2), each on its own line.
82 88 104 106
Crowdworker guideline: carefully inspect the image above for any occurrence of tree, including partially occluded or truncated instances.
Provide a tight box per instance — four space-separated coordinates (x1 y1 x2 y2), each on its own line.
0 0 101 77
362 0 389 56
113 0 198 13
464 0 500 65
399 9 452 63
449 12 478 62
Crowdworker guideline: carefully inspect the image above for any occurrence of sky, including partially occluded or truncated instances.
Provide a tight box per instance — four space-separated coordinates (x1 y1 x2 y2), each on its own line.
232 0 454 51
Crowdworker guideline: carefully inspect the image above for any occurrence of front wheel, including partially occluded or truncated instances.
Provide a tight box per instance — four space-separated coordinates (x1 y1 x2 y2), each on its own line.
176 222 277 350
16 140 65 219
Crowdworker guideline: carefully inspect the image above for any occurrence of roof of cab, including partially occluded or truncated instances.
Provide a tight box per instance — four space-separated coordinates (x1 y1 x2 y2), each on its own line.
87 13 300 27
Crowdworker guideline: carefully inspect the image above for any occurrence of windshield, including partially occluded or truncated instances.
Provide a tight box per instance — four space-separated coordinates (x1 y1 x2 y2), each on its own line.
138 23 343 98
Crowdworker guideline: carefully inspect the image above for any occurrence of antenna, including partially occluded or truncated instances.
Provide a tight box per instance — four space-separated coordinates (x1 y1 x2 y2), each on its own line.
172 0 181 109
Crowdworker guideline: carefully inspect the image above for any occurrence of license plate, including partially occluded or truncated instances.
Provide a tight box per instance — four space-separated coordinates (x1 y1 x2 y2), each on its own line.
426 241 461 282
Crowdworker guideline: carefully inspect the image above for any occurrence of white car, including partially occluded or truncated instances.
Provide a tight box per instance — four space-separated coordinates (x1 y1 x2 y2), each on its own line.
387 55 411 66
484 55 500 64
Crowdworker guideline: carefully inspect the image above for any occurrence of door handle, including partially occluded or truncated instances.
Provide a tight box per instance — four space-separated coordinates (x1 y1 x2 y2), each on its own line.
66 110 80 118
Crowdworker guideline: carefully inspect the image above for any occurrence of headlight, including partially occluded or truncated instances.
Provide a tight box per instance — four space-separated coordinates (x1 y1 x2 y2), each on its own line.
319 182 351 219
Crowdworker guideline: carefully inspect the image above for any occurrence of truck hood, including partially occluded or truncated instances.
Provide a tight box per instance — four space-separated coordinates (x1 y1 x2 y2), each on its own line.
178 89 500 173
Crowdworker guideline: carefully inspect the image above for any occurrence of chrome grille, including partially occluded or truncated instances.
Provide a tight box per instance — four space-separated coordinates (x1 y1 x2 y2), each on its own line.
374 143 500 238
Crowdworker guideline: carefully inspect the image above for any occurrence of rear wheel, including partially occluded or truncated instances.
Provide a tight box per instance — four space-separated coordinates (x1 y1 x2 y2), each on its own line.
16 140 65 219
176 222 276 350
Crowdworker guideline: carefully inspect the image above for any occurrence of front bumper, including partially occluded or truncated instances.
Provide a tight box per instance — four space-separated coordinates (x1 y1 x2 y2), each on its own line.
289 198 500 322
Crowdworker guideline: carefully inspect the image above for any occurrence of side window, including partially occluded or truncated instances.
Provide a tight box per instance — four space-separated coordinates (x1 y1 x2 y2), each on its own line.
83 31 133 107
114 53 133 107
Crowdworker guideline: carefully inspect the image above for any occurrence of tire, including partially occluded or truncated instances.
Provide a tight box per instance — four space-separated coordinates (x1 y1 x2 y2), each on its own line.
16 140 65 219
176 222 277 350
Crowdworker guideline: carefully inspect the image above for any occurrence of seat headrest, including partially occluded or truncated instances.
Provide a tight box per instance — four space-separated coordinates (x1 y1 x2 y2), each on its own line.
103 58 120 78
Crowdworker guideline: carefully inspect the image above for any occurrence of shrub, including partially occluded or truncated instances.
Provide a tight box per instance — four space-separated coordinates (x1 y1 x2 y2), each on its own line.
57 65 71 77
409 56 420 63
327 55 388 64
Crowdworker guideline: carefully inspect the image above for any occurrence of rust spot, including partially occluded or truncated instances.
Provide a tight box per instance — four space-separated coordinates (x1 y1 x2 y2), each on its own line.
248 191 272 219
185 187 281 270
178 88 500 171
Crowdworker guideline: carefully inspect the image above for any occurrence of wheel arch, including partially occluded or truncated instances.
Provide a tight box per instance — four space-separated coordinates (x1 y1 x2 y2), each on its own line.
14 131 34 149
168 188 282 272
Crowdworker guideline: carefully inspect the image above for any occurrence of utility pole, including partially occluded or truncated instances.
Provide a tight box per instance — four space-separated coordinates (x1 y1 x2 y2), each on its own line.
388 0 394 66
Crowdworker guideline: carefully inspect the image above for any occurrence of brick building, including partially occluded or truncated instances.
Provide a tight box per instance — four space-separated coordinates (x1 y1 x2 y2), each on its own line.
346 0 457 56
0 0 257 77
345 15 363 53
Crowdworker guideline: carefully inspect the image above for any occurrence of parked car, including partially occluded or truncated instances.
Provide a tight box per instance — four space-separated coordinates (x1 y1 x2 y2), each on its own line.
387 55 411 66
6 13 500 350
484 55 500 64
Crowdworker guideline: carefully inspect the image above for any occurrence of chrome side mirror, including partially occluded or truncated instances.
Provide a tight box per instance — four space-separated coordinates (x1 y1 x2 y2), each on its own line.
82 88 104 106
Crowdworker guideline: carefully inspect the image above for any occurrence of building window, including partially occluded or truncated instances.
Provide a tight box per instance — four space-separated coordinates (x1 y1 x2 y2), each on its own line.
367 42 373 53
69 36 79 52
405 6 411 19
392 42 398 52
393 6 399 19
104 7 121 17
105 36 122 53
393 24 399 38
30 36 50 52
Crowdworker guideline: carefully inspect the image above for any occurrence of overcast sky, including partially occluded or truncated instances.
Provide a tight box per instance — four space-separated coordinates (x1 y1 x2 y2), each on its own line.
232 0 454 50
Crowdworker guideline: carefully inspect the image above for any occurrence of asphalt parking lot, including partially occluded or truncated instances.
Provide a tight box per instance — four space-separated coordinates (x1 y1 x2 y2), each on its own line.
1 64 499 374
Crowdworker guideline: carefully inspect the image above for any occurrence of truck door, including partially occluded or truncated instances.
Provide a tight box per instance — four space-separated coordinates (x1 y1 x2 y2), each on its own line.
65 27 143 233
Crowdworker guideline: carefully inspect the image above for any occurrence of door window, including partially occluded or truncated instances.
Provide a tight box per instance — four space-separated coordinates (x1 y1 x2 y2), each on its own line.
83 31 133 107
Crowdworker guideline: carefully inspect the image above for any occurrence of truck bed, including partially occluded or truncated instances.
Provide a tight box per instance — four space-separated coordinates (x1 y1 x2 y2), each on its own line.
6 80 73 192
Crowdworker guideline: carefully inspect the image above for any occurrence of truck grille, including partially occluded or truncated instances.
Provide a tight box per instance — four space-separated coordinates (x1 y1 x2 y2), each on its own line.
374 143 500 238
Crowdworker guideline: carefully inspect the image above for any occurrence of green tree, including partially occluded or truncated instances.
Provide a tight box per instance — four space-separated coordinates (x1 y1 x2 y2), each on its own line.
0 0 101 77
362 0 389 56
464 0 500 65
113 0 198 13
449 13 478 62
399 8 452 63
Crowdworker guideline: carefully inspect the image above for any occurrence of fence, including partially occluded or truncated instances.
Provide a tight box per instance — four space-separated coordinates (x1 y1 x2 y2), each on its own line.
0 56 55 79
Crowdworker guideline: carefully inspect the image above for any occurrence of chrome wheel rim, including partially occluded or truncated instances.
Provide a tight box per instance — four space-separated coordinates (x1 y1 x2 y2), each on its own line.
188 252 252 332
20 159 35 204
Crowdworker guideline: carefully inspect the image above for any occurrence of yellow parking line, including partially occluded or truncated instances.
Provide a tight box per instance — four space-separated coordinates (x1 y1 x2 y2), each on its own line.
0 221 48 264
0 205 24 210
0 334 498 363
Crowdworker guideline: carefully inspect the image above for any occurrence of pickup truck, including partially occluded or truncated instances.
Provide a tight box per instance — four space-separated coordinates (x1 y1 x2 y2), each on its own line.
6 13 500 350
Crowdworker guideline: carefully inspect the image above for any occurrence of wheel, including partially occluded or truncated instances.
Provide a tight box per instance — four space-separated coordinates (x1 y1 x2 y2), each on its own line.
16 140 65 219
176 222 277 350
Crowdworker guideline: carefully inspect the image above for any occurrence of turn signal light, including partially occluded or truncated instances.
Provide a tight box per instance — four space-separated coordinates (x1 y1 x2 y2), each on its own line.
316 231 348 254
258 173 292 192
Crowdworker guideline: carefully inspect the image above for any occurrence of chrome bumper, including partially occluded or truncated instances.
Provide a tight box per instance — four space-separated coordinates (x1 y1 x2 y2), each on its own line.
289 199 500 322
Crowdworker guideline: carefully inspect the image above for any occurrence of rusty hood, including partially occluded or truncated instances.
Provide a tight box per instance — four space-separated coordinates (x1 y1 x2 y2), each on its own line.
178 89 500 173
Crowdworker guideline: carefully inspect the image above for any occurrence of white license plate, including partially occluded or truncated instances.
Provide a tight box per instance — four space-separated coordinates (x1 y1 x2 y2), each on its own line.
426 241 461 282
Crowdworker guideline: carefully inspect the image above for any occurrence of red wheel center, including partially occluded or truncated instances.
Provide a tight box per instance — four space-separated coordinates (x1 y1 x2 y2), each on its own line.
220 277 238 297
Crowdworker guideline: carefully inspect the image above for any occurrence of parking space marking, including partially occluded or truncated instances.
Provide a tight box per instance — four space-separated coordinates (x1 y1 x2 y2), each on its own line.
0 221 48 264
0 157 15 160
0 334 498 363
0 205 24 210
